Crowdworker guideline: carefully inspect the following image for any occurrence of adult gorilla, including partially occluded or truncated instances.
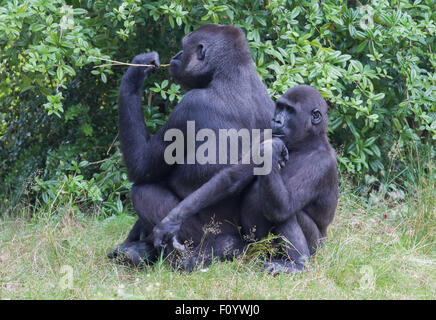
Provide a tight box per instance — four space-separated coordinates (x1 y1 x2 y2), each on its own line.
108 24 275 268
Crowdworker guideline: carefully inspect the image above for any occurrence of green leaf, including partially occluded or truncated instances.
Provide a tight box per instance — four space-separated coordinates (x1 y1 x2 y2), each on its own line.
355 40 368 53
63 64 76 77
31 24 46 32
346 118 360 138
57 66 64 81
372 93 385 101
168 16 174 28
73 8 88 15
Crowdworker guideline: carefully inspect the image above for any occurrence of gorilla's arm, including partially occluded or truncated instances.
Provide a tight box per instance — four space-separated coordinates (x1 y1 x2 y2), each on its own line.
258 165 289 223
119 52 180 184
153 162 255 249
261 151 333 224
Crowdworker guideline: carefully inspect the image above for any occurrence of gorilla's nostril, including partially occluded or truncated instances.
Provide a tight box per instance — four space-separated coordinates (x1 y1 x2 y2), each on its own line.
172 50 183 60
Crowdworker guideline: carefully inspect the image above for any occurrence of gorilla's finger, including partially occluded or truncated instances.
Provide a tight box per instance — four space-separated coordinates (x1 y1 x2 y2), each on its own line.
172 236 186 252
282 146 289 162
107 246 120 259
133 51 159 64
153 234 165 250
263 262 286 275
152 238 160 249
262 262 276 274
152 55 161 70
145 58 160 75
154 238 167 250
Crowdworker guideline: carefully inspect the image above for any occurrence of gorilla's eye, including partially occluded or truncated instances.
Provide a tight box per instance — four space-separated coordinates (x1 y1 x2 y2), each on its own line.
197 44 206 60
276 102 295 113
311 109 322 125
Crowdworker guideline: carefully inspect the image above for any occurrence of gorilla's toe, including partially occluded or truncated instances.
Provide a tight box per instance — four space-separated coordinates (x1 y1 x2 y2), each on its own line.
107 245 122 259
108 241 157 267
180 256 197 273
262 260 304 275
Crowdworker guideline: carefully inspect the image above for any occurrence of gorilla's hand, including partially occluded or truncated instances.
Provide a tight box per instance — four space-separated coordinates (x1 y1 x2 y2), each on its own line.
262 260 303 274
153 217 185 251
124 51 160 89
271 138 289 169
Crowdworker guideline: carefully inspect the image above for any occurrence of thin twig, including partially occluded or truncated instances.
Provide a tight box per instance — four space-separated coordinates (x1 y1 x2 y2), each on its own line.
106 133 119 156
89 56 170 68
82 159 107 167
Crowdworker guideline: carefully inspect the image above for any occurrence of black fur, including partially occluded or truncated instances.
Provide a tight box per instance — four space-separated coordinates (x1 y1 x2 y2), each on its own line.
108 24 274 268
154 85 338 273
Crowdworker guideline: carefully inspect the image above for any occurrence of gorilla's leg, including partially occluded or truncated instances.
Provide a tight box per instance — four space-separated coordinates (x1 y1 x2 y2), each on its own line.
296 211 324 255
131 183 181 230
107 218 152 266
108 183 180 266
181 233 244 272
263 214 311 274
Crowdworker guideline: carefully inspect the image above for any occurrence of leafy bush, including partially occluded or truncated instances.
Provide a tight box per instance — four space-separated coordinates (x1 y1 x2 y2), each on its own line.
0 0 434 211
33 147 132 215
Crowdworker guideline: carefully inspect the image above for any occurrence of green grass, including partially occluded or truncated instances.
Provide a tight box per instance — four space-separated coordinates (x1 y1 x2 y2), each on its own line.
0 181 434 300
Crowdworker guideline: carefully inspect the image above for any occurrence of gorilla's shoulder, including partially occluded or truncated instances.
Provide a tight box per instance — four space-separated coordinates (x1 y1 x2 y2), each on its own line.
178 89 217 109
182 89 210 100
303 147 336 171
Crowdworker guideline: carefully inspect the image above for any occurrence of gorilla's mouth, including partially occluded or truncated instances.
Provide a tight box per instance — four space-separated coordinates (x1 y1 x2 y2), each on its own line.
170 50 183 69
169 58 181 72
272 133 285 138
169 58 179 66
168 62 179 78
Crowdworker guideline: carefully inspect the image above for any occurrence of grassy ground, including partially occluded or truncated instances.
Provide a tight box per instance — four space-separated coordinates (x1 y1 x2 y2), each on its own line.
0 182 434 299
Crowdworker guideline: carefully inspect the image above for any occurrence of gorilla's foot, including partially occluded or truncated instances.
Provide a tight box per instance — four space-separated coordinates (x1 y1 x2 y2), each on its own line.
175 252 213 273
262 260 305 275
107 240 157 267
179 256 201 273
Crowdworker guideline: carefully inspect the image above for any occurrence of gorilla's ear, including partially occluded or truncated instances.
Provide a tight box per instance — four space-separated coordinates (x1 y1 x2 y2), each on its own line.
197 44 206 60
311 109 323 125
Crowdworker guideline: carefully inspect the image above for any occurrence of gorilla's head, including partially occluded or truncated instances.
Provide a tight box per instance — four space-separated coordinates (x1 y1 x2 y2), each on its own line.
271 85 328 149
169 24 252 89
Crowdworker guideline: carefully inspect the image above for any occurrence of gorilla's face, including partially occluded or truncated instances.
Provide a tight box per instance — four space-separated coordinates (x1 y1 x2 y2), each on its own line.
271 85 328 148
271 101 293 139
169 24 251 89
169 29 215 89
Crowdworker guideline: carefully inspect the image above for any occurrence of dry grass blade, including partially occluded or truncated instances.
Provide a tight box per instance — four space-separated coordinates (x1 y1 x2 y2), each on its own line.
90 56 170 68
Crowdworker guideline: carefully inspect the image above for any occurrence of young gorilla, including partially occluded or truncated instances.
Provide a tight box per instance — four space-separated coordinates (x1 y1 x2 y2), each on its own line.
108 24 275 267
153 85 338 273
